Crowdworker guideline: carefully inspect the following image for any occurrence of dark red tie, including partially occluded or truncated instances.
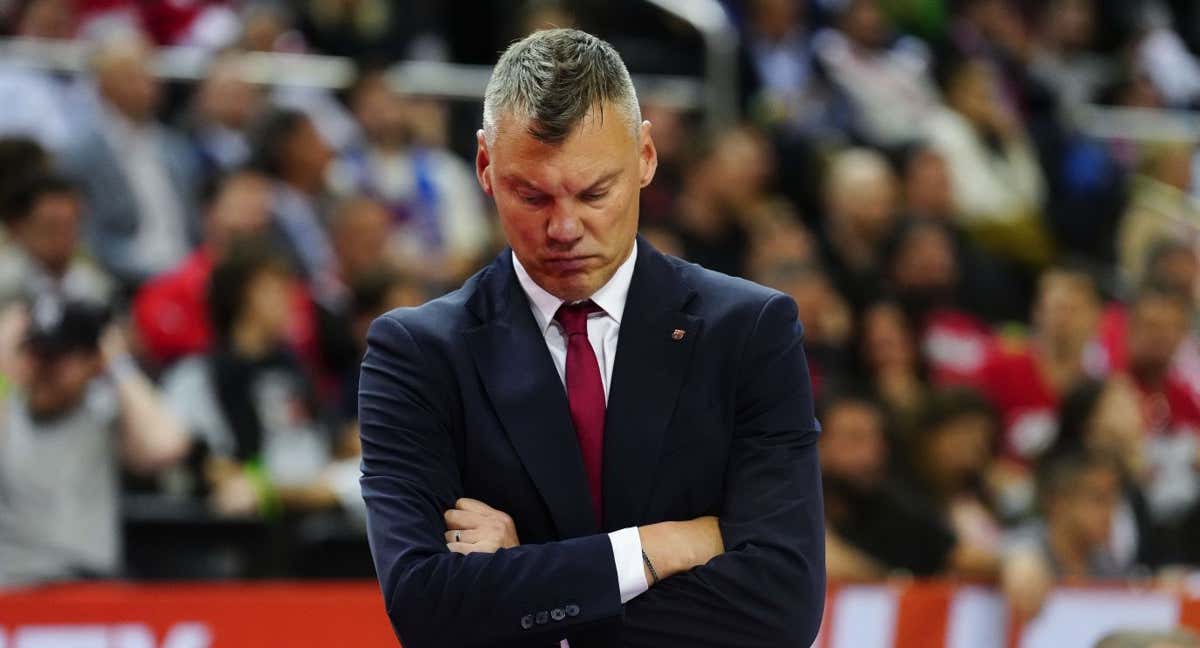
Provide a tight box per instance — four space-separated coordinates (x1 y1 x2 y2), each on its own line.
555 300 605 526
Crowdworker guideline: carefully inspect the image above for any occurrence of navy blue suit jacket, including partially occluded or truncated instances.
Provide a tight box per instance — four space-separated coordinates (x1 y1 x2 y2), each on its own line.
359 238 825 647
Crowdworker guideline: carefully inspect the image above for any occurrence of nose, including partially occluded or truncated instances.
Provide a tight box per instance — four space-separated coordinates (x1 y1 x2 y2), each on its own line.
545 205 584 247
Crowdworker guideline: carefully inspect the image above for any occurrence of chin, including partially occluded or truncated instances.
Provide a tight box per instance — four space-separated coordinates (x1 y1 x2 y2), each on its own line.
541 274 598 302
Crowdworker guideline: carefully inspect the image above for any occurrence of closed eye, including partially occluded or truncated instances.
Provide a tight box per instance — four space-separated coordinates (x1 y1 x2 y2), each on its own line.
518 192 549 207
580 191 608 202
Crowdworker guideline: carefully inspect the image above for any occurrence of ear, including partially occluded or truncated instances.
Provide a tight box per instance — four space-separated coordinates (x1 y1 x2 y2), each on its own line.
637 120 658 189
476 129 495 197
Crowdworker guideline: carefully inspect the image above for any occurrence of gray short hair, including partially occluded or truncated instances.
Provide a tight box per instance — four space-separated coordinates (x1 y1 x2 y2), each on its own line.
1095 630 1200 648
483 28 641 145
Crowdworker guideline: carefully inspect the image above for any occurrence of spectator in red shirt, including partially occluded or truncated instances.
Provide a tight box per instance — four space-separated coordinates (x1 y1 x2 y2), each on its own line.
977 267 1107 464
883 218 994 386
1125 285 1200 520
1127 285 1200 433
132 169 316 369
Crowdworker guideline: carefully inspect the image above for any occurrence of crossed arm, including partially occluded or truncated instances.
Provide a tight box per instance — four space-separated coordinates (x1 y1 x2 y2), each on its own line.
359 294 824 648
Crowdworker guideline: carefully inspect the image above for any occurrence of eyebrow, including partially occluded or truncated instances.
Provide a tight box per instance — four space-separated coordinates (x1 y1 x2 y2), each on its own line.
502 170 621 194
579 171 620 193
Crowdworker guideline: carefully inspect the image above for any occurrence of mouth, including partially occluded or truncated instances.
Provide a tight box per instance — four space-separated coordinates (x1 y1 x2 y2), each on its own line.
542 256 596 272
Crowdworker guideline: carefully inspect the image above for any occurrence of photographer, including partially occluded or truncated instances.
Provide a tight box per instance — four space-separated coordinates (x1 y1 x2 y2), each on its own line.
0 298 189 587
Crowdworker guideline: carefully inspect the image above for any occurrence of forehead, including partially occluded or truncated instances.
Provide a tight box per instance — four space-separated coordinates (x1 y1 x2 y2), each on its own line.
490 105 636 187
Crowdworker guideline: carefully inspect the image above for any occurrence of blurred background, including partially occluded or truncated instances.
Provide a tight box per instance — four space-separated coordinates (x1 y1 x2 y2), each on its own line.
3 0 1200 646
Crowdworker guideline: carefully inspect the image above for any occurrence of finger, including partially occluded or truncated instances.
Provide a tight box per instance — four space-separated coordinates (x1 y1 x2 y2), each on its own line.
444 508 487 530
444 528 477 544
454 498 495 514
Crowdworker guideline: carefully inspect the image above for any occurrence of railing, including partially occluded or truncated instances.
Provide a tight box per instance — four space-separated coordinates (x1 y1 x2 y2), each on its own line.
7 20 1200 141
0 35 707 113
642 0 741 129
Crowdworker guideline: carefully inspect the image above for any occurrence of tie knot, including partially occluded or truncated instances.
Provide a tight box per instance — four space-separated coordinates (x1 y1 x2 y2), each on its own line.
554 300 601 336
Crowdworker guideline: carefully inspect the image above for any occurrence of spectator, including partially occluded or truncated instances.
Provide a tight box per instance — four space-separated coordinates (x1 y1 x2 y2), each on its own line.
857 299 930 431
329 196 394 285
818 147 898 311
246 108 341 307
1029 0 1117 111
0 299 189 585
339 266 425 427
132 169 319 369
901 145 1029 322
741 0 837 139
977 266 1106 465
161 239 336 518
757 261 852 396
926 56 1051 268
1118 143 1199 287
820 389 989 580
233 3 359 152
1050 375 1173 572
1142 239 1199 301
0 174 114 307
745 202 818 280
62 30 200 289
812 0 941 147
636 96 689 225
1001 451 1126 610
905 388 1004 568
0 0 82 150
184 52 266 187
315 196 399 390
0 138 52 224
902 145 957 223
671 128 775 277
296 0 447 62
336 69 490 284
883 219 994 385
1132 8 1200 109
1123 287 1200 520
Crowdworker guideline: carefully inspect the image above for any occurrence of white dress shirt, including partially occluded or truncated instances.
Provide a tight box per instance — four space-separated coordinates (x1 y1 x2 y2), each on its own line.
512 242 650 612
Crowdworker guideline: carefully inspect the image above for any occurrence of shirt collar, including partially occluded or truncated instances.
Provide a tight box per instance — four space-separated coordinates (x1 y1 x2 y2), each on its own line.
512 240 638 334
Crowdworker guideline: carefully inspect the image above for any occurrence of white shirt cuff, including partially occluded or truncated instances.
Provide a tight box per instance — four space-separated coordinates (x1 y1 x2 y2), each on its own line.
608 526 649 604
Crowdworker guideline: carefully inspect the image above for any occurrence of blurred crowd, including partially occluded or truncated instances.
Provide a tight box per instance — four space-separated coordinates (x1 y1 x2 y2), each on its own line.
1 0 1200 619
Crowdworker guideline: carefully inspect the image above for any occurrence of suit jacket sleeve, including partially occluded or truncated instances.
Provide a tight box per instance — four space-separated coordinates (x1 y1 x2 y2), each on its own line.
359 315 624 648
619 294 826 647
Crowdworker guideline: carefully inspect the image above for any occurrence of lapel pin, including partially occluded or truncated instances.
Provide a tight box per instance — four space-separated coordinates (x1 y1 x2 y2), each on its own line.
671 328 686 341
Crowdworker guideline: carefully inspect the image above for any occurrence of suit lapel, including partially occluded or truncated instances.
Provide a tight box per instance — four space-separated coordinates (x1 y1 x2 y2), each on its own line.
603 241 700 529
464 254 598 539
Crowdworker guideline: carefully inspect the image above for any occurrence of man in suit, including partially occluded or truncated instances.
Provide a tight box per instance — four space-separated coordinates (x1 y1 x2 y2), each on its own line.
359 28 825 648
62 30 199 290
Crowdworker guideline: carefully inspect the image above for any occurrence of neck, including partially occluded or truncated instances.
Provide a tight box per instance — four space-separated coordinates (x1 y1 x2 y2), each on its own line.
1047 518 1091 577
831 219 876 271
231 321 274 359
1036 336 1086 390
1130 362 1167 390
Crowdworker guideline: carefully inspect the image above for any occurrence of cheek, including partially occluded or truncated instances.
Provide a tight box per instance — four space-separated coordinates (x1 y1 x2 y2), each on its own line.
497 204 544 241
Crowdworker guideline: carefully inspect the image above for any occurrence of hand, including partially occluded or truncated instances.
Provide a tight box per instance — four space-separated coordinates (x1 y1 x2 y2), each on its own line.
444 498 521 555
1001 550 1052 622
211 470 260 517
205 458 260 517
0 303 30 389
99 322 131 368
